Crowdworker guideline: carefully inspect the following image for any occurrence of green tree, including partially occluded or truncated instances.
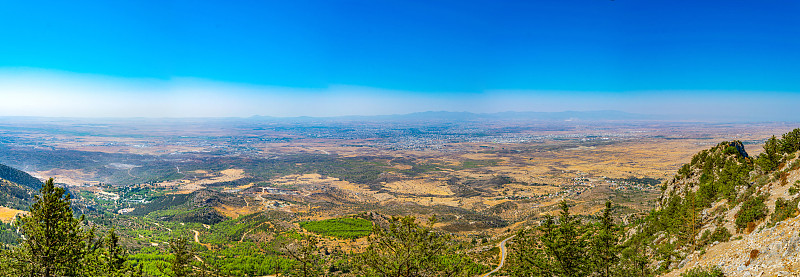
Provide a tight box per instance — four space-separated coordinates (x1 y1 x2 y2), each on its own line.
591 201 620 277
780 128 800 154
6 178 92 277
357 216 480 277
510 222 554 276
735 194 768 230
616 245 652 277
98 228 143 277
279 234 324 277
168 234 195 277
757 136 781 172
105 229 127 273
510 201 590 277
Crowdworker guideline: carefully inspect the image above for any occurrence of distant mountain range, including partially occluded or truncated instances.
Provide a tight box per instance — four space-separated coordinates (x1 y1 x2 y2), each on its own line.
1 110 781 122
249 110 660 122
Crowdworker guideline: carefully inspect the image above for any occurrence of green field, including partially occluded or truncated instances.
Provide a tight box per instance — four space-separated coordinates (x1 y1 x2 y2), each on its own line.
299 217 373 239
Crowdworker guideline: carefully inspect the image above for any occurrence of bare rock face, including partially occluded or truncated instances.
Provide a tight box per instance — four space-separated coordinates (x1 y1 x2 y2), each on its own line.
663 215 800 277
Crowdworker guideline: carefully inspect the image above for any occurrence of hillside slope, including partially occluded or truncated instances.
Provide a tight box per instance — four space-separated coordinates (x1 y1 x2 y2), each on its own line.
0 163 42 190
663 153 800 276
0 162 41 211
649 130 800 276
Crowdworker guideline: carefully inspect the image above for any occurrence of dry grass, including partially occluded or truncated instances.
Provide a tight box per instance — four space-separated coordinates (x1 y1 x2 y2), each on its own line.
0 206 26 223
161 168 247 194
384 179 453 196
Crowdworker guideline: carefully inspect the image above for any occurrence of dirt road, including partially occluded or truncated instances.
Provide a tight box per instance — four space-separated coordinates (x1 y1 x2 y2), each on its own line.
480 235 515 277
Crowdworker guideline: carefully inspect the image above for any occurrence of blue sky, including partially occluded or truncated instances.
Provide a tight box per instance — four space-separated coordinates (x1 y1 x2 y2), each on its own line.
1 0 799 119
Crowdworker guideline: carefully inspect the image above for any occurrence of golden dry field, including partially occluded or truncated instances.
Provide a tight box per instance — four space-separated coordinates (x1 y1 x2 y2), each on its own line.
0 206 25 223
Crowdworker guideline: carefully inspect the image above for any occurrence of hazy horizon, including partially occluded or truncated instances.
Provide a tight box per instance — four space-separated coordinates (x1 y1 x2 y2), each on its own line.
2 1 799 120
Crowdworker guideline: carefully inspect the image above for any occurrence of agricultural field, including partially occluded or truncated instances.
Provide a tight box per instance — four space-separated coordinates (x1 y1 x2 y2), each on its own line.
300 217 373 239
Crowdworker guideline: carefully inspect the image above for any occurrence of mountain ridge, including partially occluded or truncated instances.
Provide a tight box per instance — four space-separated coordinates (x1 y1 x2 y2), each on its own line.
0 162 40 211
642 130 800 276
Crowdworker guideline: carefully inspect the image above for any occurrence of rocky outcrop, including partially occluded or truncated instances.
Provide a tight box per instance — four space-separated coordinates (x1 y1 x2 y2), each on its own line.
660 148 800 276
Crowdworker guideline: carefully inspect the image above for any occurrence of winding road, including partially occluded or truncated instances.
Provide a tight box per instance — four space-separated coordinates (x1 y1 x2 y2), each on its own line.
193 230 211 249
480 235 516 277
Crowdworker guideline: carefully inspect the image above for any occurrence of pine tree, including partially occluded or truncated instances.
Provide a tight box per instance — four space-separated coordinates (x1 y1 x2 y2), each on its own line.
169 234 195 277
8 178 91 277
105 228 127 272
510 218 555 276
101 228 143 277
510 201 591 277
780 128 800 154
549 201 590 277
357 216 479 277
279 234 323 277
757 136 781 171
591 201 620 277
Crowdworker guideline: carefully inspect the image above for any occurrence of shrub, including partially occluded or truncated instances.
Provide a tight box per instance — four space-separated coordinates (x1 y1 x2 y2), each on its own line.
699 227 731 246
770 197 799 224
680 266 724 277
789 181 800 195
709 227 731 243
735 194 769 230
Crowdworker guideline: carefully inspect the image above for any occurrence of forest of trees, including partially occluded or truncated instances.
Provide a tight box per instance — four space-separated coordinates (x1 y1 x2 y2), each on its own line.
508 201 651 277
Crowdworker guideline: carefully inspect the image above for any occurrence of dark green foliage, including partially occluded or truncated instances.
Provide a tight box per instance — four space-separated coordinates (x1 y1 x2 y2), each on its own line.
673 141 753 208
0 222 19 245
299 217 372 239
615 245 653 277
790 181 800 195
757 136 782 172
591 201 619 277
83 229 143 277
699 227 731 246
0 178 142 277
279 234 324 277
0 163 42 190
5 178 91 277
780 128 800 154
677 163 692 178
510 201 592 277
357 216 484 277
168 234 194 277
129 190 231 224
680 266 724 277
0 179 35 211
128 194 191 216
207 210 290 243
770 197 799 224
619 188 712 272
510 201 654 276
735 194 768 230
105 230 126 273
0 162 40 210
